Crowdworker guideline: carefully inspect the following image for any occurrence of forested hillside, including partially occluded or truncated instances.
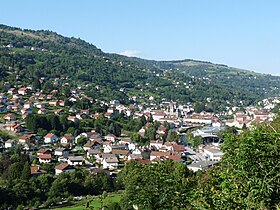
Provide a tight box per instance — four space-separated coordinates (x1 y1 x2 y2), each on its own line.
1 24 280 110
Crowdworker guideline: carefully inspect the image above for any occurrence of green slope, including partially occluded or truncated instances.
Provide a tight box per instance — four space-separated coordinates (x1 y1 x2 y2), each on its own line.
0 24 279 110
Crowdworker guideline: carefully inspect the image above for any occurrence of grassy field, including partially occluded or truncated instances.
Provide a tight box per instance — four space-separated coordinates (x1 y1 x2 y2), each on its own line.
51 193 121 210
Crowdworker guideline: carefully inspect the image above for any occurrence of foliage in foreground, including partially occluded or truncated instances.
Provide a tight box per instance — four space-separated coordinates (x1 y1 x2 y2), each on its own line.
119 123 280 210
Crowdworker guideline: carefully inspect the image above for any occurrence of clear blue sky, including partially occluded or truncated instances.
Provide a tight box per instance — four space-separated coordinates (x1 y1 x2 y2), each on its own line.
1 0 280 75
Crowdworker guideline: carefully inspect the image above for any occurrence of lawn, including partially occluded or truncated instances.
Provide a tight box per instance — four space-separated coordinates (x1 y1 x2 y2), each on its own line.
52 193 121 210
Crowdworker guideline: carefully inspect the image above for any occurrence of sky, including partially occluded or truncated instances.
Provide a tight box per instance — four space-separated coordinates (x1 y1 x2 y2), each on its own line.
1 0 280 75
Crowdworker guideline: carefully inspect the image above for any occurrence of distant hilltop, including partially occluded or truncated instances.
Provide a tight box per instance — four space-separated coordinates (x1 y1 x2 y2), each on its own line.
1 24 280 110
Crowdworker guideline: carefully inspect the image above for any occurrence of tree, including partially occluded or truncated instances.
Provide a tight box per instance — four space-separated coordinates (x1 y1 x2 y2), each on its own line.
8 162 23 181
144 124 156 141
76 137 87 146
194 102 205 113
120 160 194 210
21 161 30 180
166 130 180 142
194 126 280 209
32 79 41 90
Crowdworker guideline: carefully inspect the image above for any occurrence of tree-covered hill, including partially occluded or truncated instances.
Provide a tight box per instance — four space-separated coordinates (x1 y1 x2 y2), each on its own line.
1 24 280 109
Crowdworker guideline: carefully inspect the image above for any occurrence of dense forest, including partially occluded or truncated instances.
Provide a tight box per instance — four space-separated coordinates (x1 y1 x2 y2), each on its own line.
1 24 280 111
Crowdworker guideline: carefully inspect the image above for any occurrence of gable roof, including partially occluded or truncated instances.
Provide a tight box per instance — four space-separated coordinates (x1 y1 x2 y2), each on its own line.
172 145 185 152
30 165 47 174
38 154 52 159
112 150 129 155
55 163 72 170
104 157 119 163
44 133 56 138
37 148 51 154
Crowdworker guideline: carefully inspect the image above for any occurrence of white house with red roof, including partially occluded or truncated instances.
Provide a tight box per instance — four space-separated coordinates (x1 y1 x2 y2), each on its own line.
18 87 28 95
102 156 119 169
105 134 117 142
4 113 16 122
38 154 52 163
55 163 75 176
44 133 58 144
152 113 167 121
61 135 74 146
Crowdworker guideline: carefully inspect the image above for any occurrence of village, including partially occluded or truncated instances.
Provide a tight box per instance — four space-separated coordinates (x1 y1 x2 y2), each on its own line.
0 80 277 177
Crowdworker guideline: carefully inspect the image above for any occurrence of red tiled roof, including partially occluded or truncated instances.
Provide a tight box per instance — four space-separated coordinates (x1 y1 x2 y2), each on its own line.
38 154 52 159
30 165 47 174
172 145 185 152
112 150 129 155
55 163 70 170
45 133 55 138
134 158 150 164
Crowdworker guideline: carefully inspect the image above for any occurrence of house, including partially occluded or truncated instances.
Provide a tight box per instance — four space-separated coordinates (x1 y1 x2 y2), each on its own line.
102 157 119 169
104 144 127 154
12 94 22 100
30 165 47 176
55 163 75 176
54 148 69 157
35 103 45 109
26 85 33 91
103 142 112 153
4 113 16 122
156 125 167 136
19 134 37 144
75 131 100 143
37 148 52 156
5 123 23 133
127 153 143 161
23 102 33 109
105 134 117 142
53 109 64 115
38 154 52 163
152 113 167 121
47 95 54 100
67 156 84 166
112 150 129 159
18 88 28 95
60 135 74 147
133 158 151 164
150 140 164 150
150 151 182 162
38 94 46 100
83 140 100 151
5 140 17 148
95 153 116 163
44 133 58 144
8 88 17 94
67 116 78 122
87 149 101 158
38 108 48 114
59 100 65 107
81 110 89 115
49 100 59 106
21 108 32 115
11 103 22 111
171 145 185 154
203 146 224 161
187 160 218 172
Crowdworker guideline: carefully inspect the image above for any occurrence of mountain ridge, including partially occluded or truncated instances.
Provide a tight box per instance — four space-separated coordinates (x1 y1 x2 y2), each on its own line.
0 24 280 111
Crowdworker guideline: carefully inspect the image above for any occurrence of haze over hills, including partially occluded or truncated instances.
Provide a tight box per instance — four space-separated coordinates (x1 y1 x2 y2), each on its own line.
1 24 280 111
